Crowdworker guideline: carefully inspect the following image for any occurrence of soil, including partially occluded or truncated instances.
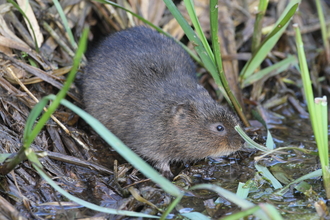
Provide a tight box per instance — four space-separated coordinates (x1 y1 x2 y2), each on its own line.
0 0 329 219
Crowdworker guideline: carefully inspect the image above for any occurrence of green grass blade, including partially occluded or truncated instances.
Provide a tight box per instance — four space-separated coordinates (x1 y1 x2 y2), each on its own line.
96 0 159 29
163 0 224 95
259 204 283 220
236 182 250 199
57 97 182 197
294 13 330 197
23 97 49 145
320 98 328 157
209 0 250 126
209 0 222 74
242 55 297 88
23 28 88 148
315 0 330 61
250 110 275 150
191 184 255 209
240 1 300 80
276 169 322 196
0 27 88 175
251 0 269 53
221 205 283 220
160 194 183 220
220 206 261 220
294 24 330 198
314 97 329 167
314 97 330 197
1 28 88 176
293 24 314 116
25 149 44 172
295 181 312 193
255 164 283 189
265 130 275 150
181 212 210 220
0 154 14 163
52 0 77 49
235 126 270 152
184 0 214 61
190 184 272 219
6 0 39 51
261 2 299 46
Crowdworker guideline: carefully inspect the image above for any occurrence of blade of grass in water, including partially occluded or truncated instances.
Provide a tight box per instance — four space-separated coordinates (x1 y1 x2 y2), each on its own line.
160 194 183 220
235 126 270 152
236 182 250 199
190 184 278 219
221 204 283 220
220 206 261 220
251 109 275 150
181 212 210 220
294 24 330 199
314 97 328 166
255 164 282 189
314 96 330 198
30 160 159 218
276 169 322 196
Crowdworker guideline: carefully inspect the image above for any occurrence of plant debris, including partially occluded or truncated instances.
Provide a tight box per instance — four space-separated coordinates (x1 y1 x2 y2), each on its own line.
0 0 329 219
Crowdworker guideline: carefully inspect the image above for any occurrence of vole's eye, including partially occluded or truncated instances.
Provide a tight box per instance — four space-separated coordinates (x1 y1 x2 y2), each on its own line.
216 125 224 132
210 123 225 133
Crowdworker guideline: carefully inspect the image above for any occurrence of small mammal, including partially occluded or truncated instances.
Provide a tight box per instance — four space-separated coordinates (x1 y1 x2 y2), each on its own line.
79 26 244 177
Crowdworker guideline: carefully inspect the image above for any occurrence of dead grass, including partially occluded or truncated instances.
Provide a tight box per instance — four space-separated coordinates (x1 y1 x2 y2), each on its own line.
0 0 329 219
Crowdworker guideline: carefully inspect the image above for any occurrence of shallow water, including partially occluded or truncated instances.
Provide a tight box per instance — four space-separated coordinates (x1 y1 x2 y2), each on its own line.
1 93 327 219
170 116 327 219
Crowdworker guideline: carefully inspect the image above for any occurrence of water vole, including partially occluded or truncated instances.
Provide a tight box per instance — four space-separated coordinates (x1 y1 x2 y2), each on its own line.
79 26 244 177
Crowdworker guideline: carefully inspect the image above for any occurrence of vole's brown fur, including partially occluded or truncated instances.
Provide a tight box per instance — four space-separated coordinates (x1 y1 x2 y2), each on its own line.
79 26 244 177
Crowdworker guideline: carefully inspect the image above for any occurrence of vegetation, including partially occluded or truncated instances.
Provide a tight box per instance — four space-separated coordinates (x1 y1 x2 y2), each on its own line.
0 0 328 219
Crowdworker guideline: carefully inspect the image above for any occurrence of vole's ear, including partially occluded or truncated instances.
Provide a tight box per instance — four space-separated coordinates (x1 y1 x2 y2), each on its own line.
170 103 186 116
170 101 196 123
